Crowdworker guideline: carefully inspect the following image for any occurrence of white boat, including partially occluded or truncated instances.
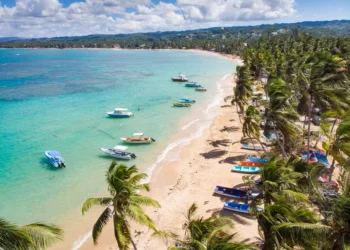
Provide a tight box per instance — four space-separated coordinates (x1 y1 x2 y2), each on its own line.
107 108 133 118
120 133 155 144
45 150 66 168
100 145 136 160
179 97 196 103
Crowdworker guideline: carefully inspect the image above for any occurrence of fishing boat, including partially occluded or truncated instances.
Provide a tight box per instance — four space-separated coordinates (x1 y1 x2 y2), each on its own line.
247 157 269 163
45 150 66 168
171 74 188 82
185 82 202 88
120 133 155 144
173 102 191 107
179 97 196 103
231 165 261 174
196 87 207 92
107 108 133 118
214 186 248 199
239 161 262 167
241 144 265 151
223 202 263 214
100 145 136 160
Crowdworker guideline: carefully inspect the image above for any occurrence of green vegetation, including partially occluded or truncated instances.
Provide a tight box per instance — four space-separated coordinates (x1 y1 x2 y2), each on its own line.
82 161 160 250
0 218 63 250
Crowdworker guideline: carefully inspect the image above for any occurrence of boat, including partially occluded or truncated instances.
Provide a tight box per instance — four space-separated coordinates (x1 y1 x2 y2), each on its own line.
240 144 265 151
45 150 66 168
179 97 196 103
231 165 261 174
247 157 269 163
171 74 188 82
185 82 202 88
173 102 191 107
214 186 248 199
239 161 262 167
223 202 263 214
100 145 136 160
196 87 207 92
120 133 155 144
107 108 133 118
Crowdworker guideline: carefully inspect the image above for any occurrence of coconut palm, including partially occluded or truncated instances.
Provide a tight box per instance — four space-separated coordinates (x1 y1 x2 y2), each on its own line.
242 105 265 151
82 161 160 250
234 65 253 114
258 198 330 250
0 218 63 250
165 203 256 250
299 52 350 164
264 78 300 157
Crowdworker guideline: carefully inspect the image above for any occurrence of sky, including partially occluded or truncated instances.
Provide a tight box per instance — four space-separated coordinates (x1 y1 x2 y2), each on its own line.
0 0 349 38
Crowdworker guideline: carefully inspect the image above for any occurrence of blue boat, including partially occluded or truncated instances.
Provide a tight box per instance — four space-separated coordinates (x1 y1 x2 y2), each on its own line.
247 157 269 163
232 165 261 174
214 186 248 199
45 150 66 168
179 96 196 103
223 202 263 214
185 82 202 88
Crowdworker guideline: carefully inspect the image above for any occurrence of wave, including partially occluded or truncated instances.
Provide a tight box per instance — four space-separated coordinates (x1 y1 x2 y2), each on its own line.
181 119 199 130
71 231 91 250
203 74 230 114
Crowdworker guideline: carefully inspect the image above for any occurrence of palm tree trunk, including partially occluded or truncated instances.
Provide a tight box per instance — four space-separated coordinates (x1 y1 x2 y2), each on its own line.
328 158 336 182
327 118 337 156
236 104 242 123
273 127 287 159
307 96 313 165
131 238 138 250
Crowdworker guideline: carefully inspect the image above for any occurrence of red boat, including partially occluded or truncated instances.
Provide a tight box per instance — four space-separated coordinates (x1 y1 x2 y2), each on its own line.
171 74 188 82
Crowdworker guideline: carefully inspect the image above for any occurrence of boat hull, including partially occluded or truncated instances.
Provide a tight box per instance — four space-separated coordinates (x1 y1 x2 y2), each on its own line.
120 138 153 144
173 102 191 107
214 186 248 199
107 113 133 118
100 148 135 160
45 150 65 168
172 78 188 82
231 166 261 174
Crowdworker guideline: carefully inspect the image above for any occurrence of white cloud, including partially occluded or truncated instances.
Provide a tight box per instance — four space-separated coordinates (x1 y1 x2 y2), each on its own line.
0 0 296 38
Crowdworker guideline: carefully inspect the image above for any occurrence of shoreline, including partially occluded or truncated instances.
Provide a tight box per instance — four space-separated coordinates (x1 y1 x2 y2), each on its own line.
68 55 256 249
48 51 245 250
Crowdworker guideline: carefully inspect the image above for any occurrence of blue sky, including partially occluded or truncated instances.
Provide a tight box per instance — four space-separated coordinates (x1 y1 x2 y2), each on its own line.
0 0 349 38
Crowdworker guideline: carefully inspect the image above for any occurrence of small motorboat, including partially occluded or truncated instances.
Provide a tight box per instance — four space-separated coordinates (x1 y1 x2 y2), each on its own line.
214 186 248 199
107 108 133 118
121 133 155 144
196 87 207 92
247 157 269 163
173 102 191 107
171 74 188 82
179 97 195 103
223 202 263 214
185 82 202 88
100 145 136 160
45 150 66 168
239 161 262 167
231 165 261 174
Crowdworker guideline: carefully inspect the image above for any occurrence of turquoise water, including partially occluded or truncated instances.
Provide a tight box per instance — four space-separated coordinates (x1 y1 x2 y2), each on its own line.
0 49 235 224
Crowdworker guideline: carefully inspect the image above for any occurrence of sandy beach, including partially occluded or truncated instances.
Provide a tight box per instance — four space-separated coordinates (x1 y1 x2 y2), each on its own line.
59 52 261 250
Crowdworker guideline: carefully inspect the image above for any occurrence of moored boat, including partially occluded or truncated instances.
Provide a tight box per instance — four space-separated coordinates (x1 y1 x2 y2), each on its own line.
179 96 196 103
240 144 265 151
214 186 248 199
196 87 207 91
171 74 188 82
45 150 66 168
120 133 156 144
100 145 136 160
231 165 261 174
107 108 133 118
185 82 202 88
223 202 263 213
173 102 191 107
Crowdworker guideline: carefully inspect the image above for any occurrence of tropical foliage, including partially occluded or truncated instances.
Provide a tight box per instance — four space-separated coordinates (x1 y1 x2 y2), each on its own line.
0 218 63 250
82 161 160 250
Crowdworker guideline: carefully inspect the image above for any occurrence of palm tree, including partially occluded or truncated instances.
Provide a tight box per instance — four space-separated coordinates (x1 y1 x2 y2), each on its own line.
234 65 253 114
164 203 256 250
299 52 350 164
0 218 63 250
82 162 160 250
242 105 265 151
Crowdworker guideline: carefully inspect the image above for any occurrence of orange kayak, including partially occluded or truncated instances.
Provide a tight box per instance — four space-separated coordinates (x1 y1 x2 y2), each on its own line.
239 161 262 166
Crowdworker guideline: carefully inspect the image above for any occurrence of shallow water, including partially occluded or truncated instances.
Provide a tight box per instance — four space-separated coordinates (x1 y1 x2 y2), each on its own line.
0 49 236 224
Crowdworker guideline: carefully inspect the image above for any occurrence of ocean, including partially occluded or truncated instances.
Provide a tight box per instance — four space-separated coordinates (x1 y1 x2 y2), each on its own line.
0 49 236 228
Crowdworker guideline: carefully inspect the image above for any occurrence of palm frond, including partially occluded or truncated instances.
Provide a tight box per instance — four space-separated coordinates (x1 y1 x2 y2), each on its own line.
91 207 113 245
81 197 113 215
0 218 33 250
130 195 161 208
